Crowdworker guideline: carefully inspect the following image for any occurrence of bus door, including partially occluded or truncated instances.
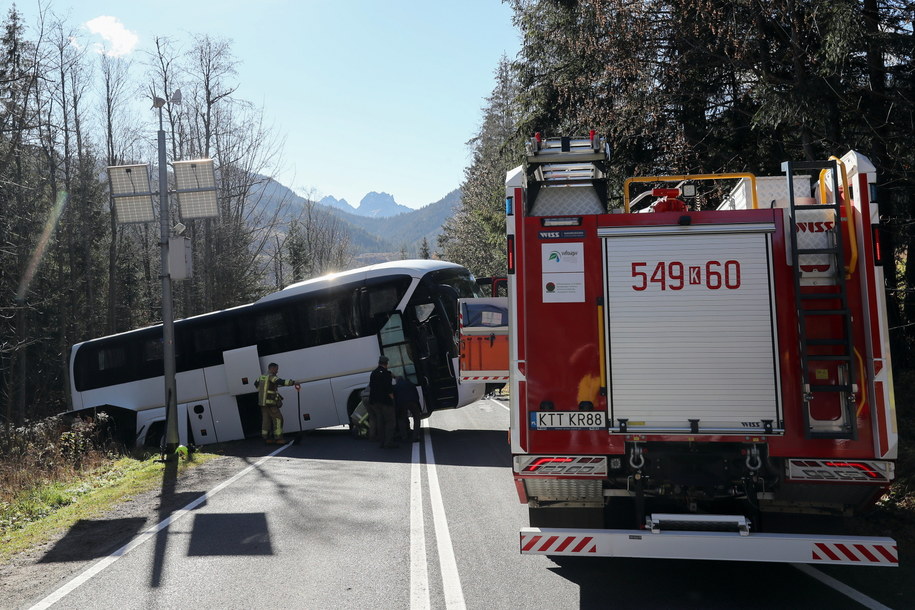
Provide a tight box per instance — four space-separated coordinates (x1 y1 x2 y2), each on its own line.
378 310 457 412
405 303 460 411
379 311 420 388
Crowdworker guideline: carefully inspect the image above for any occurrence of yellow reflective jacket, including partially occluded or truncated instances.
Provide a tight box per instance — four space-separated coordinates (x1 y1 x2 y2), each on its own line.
255 374 293 407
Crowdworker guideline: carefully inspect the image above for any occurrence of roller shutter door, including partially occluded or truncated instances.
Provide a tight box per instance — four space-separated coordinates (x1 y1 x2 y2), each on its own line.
601 224 781 433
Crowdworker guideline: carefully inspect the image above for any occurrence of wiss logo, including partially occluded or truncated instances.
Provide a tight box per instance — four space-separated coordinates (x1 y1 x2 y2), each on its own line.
796 221 835 233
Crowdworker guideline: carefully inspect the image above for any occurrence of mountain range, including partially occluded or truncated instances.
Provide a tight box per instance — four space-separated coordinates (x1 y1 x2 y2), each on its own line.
250 178 461 261
318 192 414 218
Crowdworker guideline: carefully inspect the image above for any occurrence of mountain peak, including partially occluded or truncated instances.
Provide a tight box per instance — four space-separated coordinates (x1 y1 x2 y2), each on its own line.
319 195 356 212
357 191 412 218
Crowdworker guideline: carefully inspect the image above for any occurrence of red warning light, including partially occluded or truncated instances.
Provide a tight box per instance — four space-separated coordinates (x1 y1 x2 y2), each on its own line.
523 457 574 472
824 462 880 478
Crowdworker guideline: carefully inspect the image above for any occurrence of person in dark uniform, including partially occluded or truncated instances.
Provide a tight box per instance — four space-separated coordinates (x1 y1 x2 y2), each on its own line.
369 355 397 448
394 375 422 442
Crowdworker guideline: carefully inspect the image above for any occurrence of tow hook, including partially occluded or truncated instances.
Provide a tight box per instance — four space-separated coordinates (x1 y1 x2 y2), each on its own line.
746 445 762 472
629 443 645 470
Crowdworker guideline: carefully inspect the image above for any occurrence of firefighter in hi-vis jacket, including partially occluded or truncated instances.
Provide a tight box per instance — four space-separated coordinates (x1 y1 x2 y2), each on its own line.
255 362 296 444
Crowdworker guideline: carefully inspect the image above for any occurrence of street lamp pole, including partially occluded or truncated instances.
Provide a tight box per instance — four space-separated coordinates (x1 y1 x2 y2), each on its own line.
107 92 213 459
156 101 179 457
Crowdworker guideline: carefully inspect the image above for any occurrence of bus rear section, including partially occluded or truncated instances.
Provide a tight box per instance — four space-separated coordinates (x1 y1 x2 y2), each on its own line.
508 137 897 566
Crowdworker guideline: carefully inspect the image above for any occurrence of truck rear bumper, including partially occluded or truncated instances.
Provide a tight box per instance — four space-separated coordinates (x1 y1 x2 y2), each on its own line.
519 525 898 566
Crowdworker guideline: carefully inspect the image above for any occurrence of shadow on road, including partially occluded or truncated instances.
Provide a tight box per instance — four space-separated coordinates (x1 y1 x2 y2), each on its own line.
546 556 867 610
205 426 511 469
38 518 148 563
187 513 272 556
149 455 178 587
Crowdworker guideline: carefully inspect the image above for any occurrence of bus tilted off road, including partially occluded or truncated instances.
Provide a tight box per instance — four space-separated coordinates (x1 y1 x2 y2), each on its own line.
69 260 484 447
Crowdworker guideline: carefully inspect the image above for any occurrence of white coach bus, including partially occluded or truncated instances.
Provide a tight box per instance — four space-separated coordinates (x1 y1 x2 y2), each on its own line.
68 260 485 447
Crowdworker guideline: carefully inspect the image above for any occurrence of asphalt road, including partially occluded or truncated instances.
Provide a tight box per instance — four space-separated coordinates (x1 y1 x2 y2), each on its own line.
18 397 908 609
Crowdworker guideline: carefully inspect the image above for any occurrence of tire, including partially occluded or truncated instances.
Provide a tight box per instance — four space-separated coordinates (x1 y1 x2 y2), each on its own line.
347 391 363 438
144 421 166 450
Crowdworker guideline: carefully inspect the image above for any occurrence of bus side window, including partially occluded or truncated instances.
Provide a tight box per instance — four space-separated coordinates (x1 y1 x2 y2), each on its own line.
94 341 132 388
253 307 293 353
140 334 165 377
187 319 237 369
306 288 361 346
361 276 412 335
98 345 126 371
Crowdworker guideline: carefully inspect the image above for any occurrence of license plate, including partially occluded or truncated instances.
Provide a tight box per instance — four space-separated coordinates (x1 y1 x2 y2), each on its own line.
530 411 606 430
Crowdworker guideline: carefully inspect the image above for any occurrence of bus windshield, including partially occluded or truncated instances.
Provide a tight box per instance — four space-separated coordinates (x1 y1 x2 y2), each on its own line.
428 268 483 299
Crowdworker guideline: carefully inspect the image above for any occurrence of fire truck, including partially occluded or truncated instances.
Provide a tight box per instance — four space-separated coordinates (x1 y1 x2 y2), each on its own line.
465 133 899 566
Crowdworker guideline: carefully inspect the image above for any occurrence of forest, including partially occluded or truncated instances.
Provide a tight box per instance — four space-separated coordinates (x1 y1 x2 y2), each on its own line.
0 6 351 424
442 0 915 396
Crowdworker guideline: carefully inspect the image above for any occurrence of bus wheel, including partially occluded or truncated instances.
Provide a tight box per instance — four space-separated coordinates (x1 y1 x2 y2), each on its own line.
347 391 362 438
144 421 166 451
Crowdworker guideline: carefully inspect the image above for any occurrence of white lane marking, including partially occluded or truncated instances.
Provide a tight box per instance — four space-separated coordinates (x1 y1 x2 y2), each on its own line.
29 443 291 610
410 437 430 610
792 564 893 610
423 420 466 610
487 398 509 411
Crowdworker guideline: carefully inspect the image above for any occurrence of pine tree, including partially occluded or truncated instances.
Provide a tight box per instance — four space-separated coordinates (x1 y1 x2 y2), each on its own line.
440 57 523 277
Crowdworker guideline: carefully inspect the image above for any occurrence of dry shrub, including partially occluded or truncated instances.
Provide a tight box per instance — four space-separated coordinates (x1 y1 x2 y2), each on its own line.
0 413 117 506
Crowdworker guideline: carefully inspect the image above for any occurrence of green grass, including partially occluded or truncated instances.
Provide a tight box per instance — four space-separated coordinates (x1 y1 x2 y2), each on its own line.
0 452 217 561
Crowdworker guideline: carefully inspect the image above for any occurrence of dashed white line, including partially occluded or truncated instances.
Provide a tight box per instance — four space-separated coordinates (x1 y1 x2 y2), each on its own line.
410 438 430 610
792 564 893 610
29 443 291 610
423 419 466 609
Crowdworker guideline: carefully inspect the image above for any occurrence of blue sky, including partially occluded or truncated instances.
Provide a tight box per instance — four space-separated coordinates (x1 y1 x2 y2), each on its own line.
10 1 521 209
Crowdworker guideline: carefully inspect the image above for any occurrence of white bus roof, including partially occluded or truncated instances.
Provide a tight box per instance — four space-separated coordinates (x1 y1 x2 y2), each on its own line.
255 259 465 304
73 259 467 347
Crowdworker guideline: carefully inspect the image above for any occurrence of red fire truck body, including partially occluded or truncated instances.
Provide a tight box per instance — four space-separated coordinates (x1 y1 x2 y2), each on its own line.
504 135 898 566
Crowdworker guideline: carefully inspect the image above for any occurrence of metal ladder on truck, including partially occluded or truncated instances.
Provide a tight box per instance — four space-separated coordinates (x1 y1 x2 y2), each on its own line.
524 132 610 216
781 159 857 439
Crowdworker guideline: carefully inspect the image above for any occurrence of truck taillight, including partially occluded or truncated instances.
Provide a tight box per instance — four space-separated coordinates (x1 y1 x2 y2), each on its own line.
872 224 883 266
507 234 515 274
825 461 881 479
522 457 574 472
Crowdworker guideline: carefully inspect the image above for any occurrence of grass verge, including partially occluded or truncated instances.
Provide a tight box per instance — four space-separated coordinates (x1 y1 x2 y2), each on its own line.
0 452 217 562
